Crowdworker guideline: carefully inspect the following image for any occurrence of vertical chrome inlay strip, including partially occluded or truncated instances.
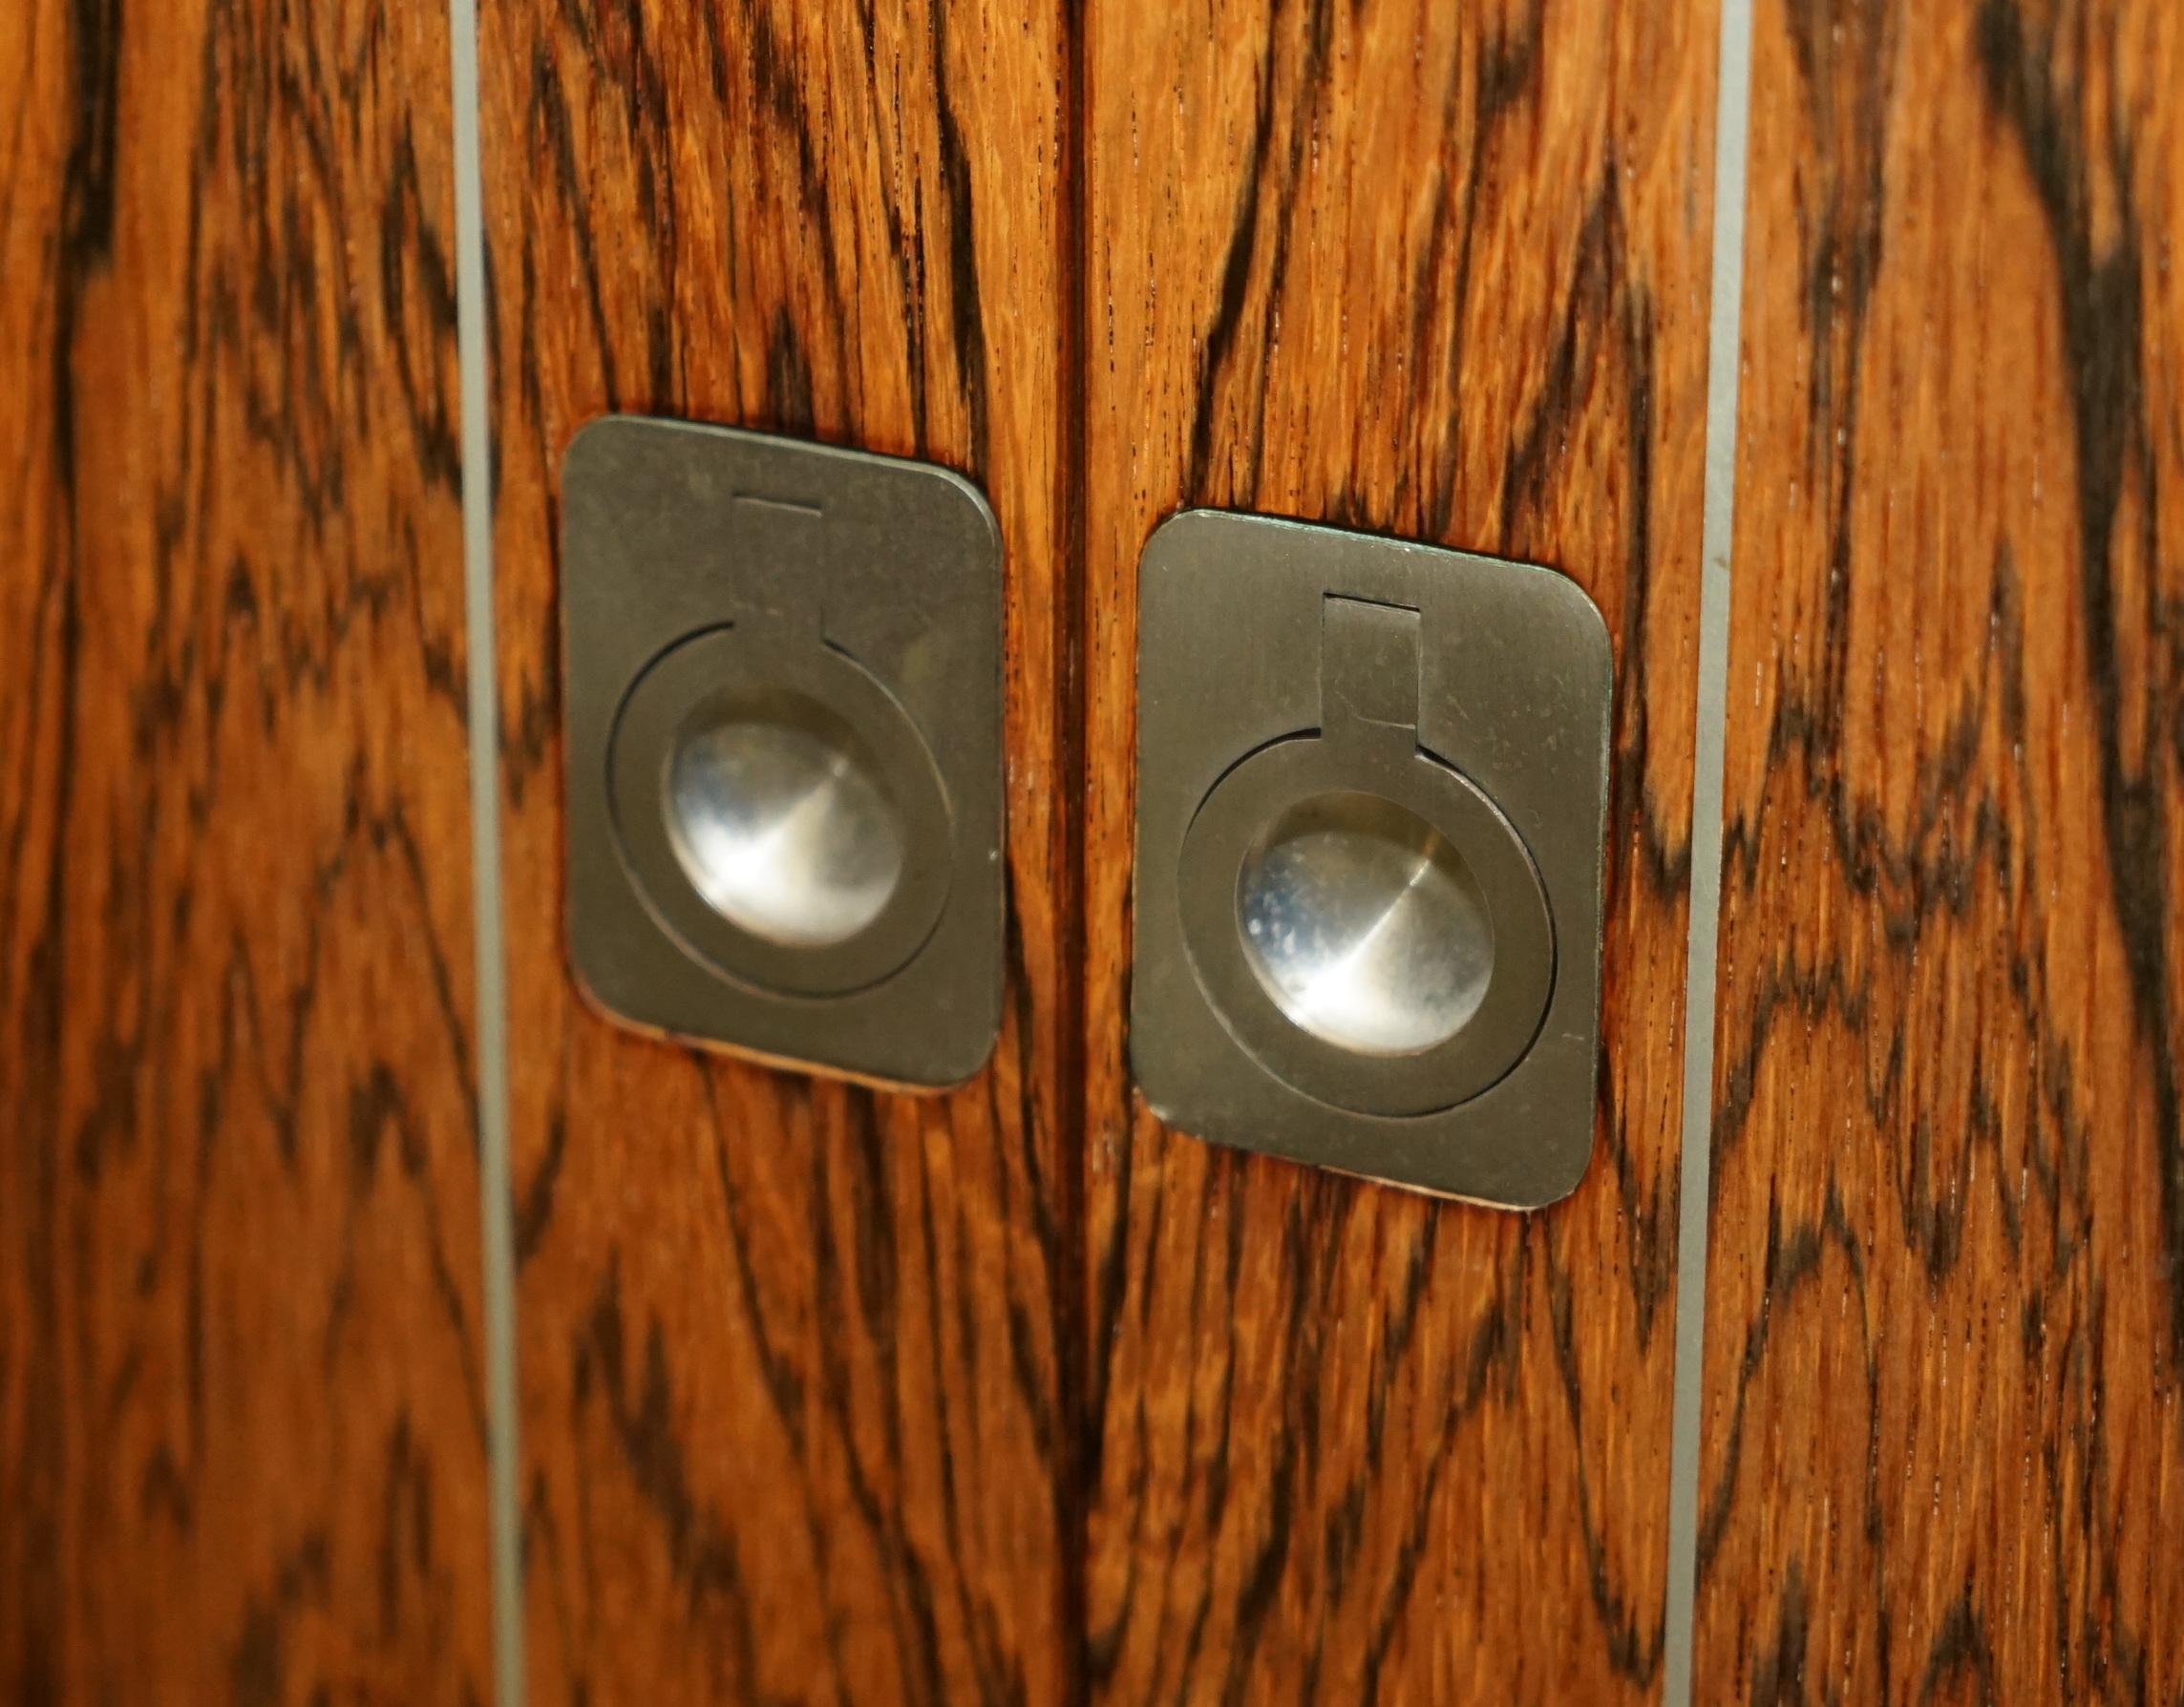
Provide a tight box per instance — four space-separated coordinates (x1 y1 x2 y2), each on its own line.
448 1 523 1700
1662 0 1755 1696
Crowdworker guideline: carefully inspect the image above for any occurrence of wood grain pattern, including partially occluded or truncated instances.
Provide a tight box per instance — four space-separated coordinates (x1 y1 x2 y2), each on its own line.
0 0 491 1700
476 2 1081 1700
1079 2 1717 1698
1696 0 2184 1696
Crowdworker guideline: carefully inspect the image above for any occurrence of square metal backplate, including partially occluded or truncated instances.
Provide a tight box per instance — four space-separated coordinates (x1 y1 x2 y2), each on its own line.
1130 510 1612 1207
561 416 1003 1088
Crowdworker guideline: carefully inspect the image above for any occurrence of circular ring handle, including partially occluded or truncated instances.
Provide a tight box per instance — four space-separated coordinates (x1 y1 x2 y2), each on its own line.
1177 728 1554 1117
608 624 954 998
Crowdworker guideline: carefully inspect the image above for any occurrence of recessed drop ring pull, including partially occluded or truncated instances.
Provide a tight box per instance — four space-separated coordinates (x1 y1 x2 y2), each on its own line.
1130 511 1611 1208
607 621 955 1001
561 417 1005 1089
1175 600 1554 1118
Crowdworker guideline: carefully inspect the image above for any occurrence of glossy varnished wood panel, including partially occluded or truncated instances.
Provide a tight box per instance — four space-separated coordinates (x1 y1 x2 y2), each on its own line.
1080 2 1716 1698
0 0 490 1699
1697 0 2184 1695
477 3 1079 1700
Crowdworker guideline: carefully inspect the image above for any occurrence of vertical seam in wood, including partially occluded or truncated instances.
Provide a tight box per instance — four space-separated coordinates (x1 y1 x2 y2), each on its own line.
1661 0 1755 1697
1058 3 1092 1701
449 0 524 1698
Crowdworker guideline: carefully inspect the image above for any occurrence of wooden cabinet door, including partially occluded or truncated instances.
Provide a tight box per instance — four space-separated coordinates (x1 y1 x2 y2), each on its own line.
1695 1 2184 1693
478 4 1081 1698
2 2 492 1698
478 2 1712 1697
6 0 2180 1703
1074 4 1713 1698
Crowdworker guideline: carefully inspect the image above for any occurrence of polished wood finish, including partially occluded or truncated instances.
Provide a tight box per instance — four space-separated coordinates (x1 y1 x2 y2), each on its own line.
1696 0 2184 1696
1079 2 1717 1697
29 0 2177 1694
476 2 1080 1700
0 0 489 1699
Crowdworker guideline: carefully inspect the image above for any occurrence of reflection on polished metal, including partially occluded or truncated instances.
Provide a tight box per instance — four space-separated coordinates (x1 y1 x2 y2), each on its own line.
606 630 956 1002
561 416 1005 1087
1174 719 1552 1120
666 706 905 950
1131 510 1612 1207
1237 790 1493 1056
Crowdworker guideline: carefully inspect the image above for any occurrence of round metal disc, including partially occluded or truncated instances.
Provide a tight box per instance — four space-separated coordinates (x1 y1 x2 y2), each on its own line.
608 626 955 999
1175 730 1553 1117
1236 790 1495 1056
666 711 907 949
